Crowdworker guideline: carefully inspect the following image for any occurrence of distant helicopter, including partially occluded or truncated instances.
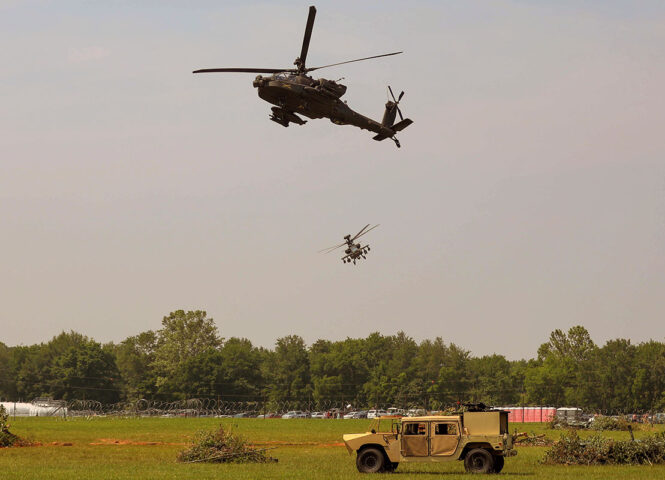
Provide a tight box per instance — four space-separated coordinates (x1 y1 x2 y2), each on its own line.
319 224 379 265
193 6 412 148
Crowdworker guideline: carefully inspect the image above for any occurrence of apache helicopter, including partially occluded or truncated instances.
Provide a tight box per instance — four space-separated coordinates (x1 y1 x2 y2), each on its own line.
319 224 379 265
193 6 412 148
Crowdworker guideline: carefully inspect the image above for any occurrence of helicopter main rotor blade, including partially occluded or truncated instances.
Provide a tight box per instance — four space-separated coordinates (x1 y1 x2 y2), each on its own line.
299 6 317 69
351 224 370 242
354 224 379 241
192 67 289 74
306 51 402 72
388 85 397 102
318 242 346 254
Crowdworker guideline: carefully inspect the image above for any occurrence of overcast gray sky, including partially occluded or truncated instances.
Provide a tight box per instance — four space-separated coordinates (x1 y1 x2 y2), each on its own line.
1 0 664 359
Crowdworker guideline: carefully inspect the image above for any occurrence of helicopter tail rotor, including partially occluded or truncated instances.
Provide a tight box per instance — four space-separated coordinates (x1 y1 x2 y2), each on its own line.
381 86 405 128
374 87 412 147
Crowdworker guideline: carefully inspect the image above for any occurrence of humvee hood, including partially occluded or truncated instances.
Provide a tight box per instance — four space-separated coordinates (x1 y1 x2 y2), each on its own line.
343 433 371 454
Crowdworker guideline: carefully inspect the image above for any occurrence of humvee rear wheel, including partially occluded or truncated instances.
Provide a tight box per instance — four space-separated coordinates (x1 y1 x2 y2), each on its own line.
464 448 494 474
493 456 504 473
356 447 385 473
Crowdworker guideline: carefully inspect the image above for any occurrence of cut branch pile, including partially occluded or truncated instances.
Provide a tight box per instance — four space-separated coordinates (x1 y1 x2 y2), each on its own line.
177 425 277 464
0 405 31 447
543 430 665 465
513 432 552 447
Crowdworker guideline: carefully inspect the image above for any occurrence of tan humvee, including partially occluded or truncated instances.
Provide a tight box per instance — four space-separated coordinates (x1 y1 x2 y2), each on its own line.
343 410 516 474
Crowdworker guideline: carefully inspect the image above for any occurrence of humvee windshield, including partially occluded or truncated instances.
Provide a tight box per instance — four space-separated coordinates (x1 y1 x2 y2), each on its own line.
368 417 401 434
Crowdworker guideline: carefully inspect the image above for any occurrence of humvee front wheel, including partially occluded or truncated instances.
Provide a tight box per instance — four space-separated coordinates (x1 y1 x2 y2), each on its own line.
356 447 385 473
492 456 504 473
464 448 494 474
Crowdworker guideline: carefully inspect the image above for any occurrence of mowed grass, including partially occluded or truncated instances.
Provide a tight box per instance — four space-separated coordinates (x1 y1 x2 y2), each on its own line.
2 418 665 479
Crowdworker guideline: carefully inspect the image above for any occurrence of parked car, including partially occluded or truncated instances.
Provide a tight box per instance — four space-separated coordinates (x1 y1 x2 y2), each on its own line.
367 409 389 419
344 411 358 419
387 407 405 416
282 410 308 419
354 410 368 419
310 411 325 419
256 412 281 418
406 408 426 417
652 413 665 424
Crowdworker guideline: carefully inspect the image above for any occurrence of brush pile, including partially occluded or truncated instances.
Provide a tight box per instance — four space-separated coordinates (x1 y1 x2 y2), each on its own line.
589 416 633 431
0 405 30 447
543 430 665 465
513 432 552 447
177 425 277 464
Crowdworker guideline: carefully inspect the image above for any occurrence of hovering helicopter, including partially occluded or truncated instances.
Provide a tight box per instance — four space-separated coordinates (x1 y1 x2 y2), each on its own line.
319 224 379 265
193 6 412 148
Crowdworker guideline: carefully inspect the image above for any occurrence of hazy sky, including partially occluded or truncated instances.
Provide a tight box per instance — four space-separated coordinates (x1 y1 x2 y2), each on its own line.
1 0 664 359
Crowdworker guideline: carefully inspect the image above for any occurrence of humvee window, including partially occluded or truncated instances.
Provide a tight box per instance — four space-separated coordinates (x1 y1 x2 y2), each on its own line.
403 422 426 435
434 423 458 435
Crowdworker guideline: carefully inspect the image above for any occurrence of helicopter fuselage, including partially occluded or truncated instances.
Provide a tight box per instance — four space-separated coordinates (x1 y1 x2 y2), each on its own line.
342 242 370 264
253 73 396 138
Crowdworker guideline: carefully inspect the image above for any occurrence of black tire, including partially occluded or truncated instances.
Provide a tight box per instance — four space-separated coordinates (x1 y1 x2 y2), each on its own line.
356 447 386 473
384 462 399 472
493 456 504 473
464 448 495 474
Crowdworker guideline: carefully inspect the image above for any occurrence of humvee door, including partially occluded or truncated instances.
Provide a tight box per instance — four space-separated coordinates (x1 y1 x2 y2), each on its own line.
400 421 428 457
430 420 460 456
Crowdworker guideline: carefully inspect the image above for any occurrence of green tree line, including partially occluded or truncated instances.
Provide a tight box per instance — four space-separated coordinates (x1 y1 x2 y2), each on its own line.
1 310 664 412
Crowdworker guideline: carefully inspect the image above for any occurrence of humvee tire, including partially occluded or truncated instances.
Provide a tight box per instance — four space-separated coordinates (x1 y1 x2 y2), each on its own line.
493 456 504 473
356 447 385 473
464 448 494 474
385 462 399 472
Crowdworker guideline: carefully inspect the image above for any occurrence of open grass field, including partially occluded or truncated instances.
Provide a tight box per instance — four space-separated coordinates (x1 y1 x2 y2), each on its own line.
2 418 665 479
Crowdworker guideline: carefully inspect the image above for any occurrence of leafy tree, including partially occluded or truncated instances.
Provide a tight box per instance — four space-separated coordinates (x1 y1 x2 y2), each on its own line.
0 342 17 400
114 331 158 399
15 332 88 400
632 341 665 411
468 354 515 405
265 335 311 403
50 339 121 403
216 338 265 400
152 310 222 393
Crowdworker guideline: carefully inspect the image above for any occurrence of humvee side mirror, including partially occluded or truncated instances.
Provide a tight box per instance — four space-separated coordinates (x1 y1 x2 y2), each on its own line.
371 429 376 434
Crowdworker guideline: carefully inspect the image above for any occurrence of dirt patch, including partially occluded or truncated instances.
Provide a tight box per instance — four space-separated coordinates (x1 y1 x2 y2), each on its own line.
90 438 186 446
253 440 344 448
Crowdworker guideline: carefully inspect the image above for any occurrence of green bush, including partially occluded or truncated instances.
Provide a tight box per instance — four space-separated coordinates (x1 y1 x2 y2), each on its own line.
590 416 632 431
177 425 277 464
543 430 665 465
